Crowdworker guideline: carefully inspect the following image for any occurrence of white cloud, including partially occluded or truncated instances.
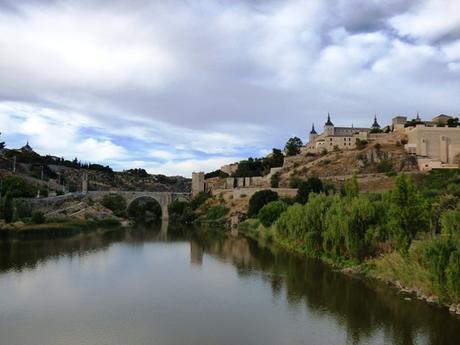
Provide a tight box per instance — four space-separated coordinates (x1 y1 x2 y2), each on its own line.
390 0 460 42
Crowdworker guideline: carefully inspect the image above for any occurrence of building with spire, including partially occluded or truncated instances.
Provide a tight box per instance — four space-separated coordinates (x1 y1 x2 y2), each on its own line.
20 140 34 153
305 113 374 152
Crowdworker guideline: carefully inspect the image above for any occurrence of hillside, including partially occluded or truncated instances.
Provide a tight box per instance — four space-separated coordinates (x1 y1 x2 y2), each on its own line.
0 149 190 194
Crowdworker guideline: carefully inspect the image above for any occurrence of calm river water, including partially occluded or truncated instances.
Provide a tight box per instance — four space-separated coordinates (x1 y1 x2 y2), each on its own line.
0 226 459 345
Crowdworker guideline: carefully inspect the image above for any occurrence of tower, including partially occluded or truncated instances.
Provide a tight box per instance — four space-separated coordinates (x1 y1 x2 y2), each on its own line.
324 113 334 136
309 123 318 143
371 115 381 129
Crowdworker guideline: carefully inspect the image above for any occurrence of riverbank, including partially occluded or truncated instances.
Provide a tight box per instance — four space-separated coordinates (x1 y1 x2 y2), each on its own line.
238 219 460 316
0 218 126 240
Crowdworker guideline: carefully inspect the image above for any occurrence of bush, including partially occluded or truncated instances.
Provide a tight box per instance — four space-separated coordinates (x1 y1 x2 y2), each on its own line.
190 192 211 210
248 190 278 217
258 201 288 227
356 139 368 150
3 192 13 223
31 211 46 224
377 160 393 173
0 176 36 198
296 177 323 204
168 200 188 217
206 205 229 221
422 238 455 284
440 207 460 237
101 194 127 217
270 172 280 188
13 199 32 219
289 176 303 188
446 250 460 301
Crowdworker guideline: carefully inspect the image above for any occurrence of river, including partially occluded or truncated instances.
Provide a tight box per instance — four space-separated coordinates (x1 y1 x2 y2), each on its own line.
0 225 459 345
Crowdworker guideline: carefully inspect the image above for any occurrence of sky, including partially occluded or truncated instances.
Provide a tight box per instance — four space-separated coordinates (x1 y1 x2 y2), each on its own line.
0 0 459 177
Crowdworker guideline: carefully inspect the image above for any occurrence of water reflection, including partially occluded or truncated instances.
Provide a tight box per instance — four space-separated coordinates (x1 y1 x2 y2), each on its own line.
0 227 459 345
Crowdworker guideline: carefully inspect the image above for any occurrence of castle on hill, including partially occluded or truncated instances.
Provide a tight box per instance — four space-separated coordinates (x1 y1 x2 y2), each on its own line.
306 113 381 152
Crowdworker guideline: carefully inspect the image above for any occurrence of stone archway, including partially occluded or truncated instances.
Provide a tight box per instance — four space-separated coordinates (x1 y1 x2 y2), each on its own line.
126 195 169 221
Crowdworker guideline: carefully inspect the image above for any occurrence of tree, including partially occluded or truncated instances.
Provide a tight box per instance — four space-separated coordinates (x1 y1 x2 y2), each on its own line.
270 172 280 188
285 137 303 156
269 148 284 168
355 138 368 150
258 201 287 227
248 190 278 217
447 117 459 128
343 172 359 198
3 192 13 223
101 194 127 217
296 177 323 204
388 174 428 253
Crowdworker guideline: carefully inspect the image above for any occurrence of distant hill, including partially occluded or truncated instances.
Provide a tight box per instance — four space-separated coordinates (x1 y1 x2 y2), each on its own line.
0 148 191 194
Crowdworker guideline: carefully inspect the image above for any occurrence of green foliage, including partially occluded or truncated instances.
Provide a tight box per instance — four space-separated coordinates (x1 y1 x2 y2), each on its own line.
376 160 393 173
284 137 303 156
355 138 368 150
128 198 162 222
269 148 284 168
205 169 229 179
270 172 280 188
447 117 459 127
13 199 32 219
248 190 278 217
3 192 13 223
101 194 127 217
0 131 5 149
421 238 455 285
296 177 323 204
387 174 429 254
343 172 359 198
0 176 36 198
206 205 229 221
31 211 46 224
431 194 458 234
289 176 303 188
257 201 287 227
446 250 460 300
190 192 211 210
440 207 460 237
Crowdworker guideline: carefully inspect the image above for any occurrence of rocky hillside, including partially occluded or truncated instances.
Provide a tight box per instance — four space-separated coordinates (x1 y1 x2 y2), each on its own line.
0 150 190 193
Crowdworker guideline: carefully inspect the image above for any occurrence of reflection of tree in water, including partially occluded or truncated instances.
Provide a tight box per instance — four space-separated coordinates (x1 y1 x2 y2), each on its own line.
192 233 460 345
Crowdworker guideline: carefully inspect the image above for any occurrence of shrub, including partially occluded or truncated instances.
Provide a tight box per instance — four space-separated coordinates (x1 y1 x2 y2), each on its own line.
356 139 368 150
377 160 393 173
101 194 127 217
258 201 288 227
168 200 188 217
206 205 229 221
296 177 323 204
440 207 460 237
31 211 46 224
13 199 32 219
3 192 13 223
422 238 455 284
189 192 211 210
248 190 278 217
270 172 280 188
289 176 303 188
446 250 460 301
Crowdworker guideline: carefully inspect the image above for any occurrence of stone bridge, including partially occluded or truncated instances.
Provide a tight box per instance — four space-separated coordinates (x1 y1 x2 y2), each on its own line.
26 191 191 220
86 191 191 219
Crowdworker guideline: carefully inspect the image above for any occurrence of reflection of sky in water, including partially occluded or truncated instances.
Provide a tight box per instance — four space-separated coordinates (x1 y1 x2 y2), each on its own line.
0 236 455 345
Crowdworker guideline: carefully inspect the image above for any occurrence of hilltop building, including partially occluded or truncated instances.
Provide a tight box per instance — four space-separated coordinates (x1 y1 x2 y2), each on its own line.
305 113 376 153
20 141 34 153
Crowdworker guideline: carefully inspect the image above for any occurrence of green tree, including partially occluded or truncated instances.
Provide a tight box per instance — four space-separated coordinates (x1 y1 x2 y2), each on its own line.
248 190 278 217
270 172 280 188
388 174 428 253
296 177 323 204
269 149 284 168
355 138 368 150
343 172 359 198
440 207 460 238
101 194 127 217
258 201 287 227
284 137 303 156
3 192 13 223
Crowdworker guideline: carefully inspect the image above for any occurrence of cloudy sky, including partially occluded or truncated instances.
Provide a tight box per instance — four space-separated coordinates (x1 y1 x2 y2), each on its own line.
0 0 459 176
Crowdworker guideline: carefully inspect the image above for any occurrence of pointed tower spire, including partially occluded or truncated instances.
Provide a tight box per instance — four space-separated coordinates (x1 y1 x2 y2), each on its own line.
372 114 380 129
416 111 421 121
325 112 333 126
310 123 317 134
